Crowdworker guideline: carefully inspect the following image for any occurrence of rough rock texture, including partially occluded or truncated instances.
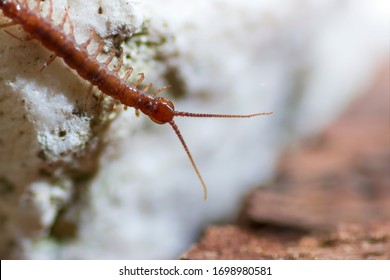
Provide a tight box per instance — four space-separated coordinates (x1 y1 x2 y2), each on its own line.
244 68 390 230
0 0 143 259
182 65 390 259
182 223 390 260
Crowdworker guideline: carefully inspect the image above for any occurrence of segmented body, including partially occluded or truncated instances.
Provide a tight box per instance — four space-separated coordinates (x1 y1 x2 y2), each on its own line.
0 0 272 199
0 0 174 124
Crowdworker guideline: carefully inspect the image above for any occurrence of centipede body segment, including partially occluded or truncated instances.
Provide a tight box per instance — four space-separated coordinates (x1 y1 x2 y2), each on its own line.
0 0 272 199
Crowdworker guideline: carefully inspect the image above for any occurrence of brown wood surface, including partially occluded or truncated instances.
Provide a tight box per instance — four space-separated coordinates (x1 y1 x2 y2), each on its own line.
183 65 389 260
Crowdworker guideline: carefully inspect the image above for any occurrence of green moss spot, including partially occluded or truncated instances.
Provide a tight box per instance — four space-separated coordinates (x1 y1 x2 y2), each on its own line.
58 130 67 137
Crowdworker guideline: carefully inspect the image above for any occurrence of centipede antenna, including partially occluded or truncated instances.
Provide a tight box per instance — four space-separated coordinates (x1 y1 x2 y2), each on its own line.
174 111 273 119
169 120 208 200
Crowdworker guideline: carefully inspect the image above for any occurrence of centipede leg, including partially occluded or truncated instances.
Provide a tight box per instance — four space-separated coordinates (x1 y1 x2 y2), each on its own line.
92 41 105 59
0 22 17 28
133 73 145 87
21 0 28 9
80 30 95 49
104 49 116 67
66 12 75 40
84 84 94 111
123 67 133 82
114 50 124 73
1 18 26 40
93 92 105 110
47 0 54 20
39 54 58 72
35 0 41 11
59 8 68 29
59 7 75 40
3 29 33 41
143 83 153 93
152 85 172 97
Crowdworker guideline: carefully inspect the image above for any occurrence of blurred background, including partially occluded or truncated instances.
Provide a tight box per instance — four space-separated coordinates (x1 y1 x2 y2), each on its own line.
0 0 388 259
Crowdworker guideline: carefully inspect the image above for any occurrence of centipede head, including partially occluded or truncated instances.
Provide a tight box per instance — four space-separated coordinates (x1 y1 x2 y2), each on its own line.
142 93 272 200
135 93 204 198
145 97 175 125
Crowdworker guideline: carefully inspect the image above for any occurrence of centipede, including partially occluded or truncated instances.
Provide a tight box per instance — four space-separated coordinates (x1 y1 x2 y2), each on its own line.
0 0 272 199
